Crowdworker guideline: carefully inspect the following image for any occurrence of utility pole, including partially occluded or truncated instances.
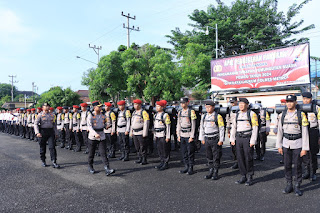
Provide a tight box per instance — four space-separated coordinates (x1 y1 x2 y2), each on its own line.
205 23 218 59
32 82 36 103
8 75 18 102
121 11 140 49
89 44 102 64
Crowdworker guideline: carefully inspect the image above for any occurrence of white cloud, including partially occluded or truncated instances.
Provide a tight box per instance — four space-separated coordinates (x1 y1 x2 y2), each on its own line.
0 8 39 54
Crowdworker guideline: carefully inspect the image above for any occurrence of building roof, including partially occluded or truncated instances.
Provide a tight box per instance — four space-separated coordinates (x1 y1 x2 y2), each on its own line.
76 90 89 97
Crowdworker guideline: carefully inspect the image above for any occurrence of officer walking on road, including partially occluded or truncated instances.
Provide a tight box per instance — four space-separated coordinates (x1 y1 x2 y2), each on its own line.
34 103 60 168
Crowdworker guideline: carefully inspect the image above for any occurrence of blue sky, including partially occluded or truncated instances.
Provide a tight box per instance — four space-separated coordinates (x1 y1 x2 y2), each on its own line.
0 0 319 94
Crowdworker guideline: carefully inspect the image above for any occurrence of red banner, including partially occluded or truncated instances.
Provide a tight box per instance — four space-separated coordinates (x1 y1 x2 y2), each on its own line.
211 43 310 91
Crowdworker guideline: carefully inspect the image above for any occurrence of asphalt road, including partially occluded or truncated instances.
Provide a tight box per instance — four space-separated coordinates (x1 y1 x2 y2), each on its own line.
1 133 320 213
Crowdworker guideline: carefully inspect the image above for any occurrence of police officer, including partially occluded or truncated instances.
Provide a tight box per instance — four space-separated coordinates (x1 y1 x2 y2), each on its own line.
254 101 270 161
87 101 115 176
56 106 65 148
80 103 90 154
72 105 81 152
301 92 319 181
117 100 131 161
154 100 171 170
230 98 258 186
177 97 197 175
34 103 60 168
34 107 42 142
199 100 225 180
276 95 309 196
130 99 150 165
171 101 179 151
226 97 239 169
104 102 117 158
30 108 36 140
63 106 73 150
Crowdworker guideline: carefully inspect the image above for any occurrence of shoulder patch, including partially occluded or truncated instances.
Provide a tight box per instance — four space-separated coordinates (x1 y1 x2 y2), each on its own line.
301 112 309 126
53 115 56 123
77 113 81 119
217 114 224 127
317 108 320 120
69 113 73 120
266 112 270 121
165 114 171 125
111 112 116 121
191 110 197 120
126 110 131 118
61 114 65 120
251 112 259 127
143 110 150 121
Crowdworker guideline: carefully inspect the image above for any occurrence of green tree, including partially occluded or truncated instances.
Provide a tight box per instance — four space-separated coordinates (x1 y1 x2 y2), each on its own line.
167 0 314 58
0 83 18 100
36 86 81 108
0 95 11 109
82 50 127 103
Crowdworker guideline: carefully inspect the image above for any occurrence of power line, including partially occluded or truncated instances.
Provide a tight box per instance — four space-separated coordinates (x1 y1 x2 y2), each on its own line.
121 11 140 49
89 44 102 64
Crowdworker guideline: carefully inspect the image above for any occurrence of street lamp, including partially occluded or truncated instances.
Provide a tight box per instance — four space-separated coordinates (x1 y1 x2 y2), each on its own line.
205 24 218 59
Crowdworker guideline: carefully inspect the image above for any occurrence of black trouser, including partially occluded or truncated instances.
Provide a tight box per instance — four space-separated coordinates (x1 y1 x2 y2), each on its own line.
283 147 302 183
236 136 254 176
205 136 222 169
118 133 129 153
105 133 116 154
29 126 35 140
133 135 147 158
156 137 170 163
256 131 267 157
64 124 71 147
57 129 65 144
147 131 154 154
73 130 81 151
82 130 89 151
303 128 319 173
38 128 57 162
88 139 109 166
180 137 195 167
231 143 237 161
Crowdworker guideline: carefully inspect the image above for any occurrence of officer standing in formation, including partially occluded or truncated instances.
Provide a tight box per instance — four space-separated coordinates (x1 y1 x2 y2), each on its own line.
254 101 270 161
80 103 90 154
104 102 117 158
301 92 319 181
131 99 150 165
153 100 171 170
226 97 239 169
86 101 115 176
177 97 197 175
199 100 225 180
117 100 131 161
34 103 60 168
56 106 65 147
72 105 81 152
276 95 309 196
63 106 73 150
230 98 258 186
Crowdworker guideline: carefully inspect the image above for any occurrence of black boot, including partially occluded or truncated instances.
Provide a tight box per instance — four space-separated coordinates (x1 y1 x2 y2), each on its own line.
60 143 65 148
108 151 116 158
140 157 148 165
83 148 89 154
231 162 238 169
302 166 310 179
212 168 219 180
282 181 293 194
260 154 265 161
104 165 115 176
89 165 95 174
179 165 189 174
235 176 247 184
245 175 253 186
41 161 47 167
52 161 60 169
294 183 303 196
159 163 169 171
118 152 125 161
135 157 142 164
122 152 129 161
204 168 214 179
310 170 317 181
254 154 261 161
155 162 164 170
187 166 195 175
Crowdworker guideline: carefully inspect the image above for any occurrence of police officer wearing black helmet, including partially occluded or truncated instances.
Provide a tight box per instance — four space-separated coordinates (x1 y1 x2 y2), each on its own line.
301 92 319 181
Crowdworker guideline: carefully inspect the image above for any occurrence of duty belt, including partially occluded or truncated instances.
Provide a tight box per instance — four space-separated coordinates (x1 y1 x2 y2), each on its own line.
236 129 252 138
283 133 302 140
117 125 126 128
206 135 219 140
93 128 104 132
81 124 87 126
57 123 61 125
181 127 191 133
310 127 319 130
204 131 219 136
133 127 143 132
154 128 165 132
73 124 78 127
